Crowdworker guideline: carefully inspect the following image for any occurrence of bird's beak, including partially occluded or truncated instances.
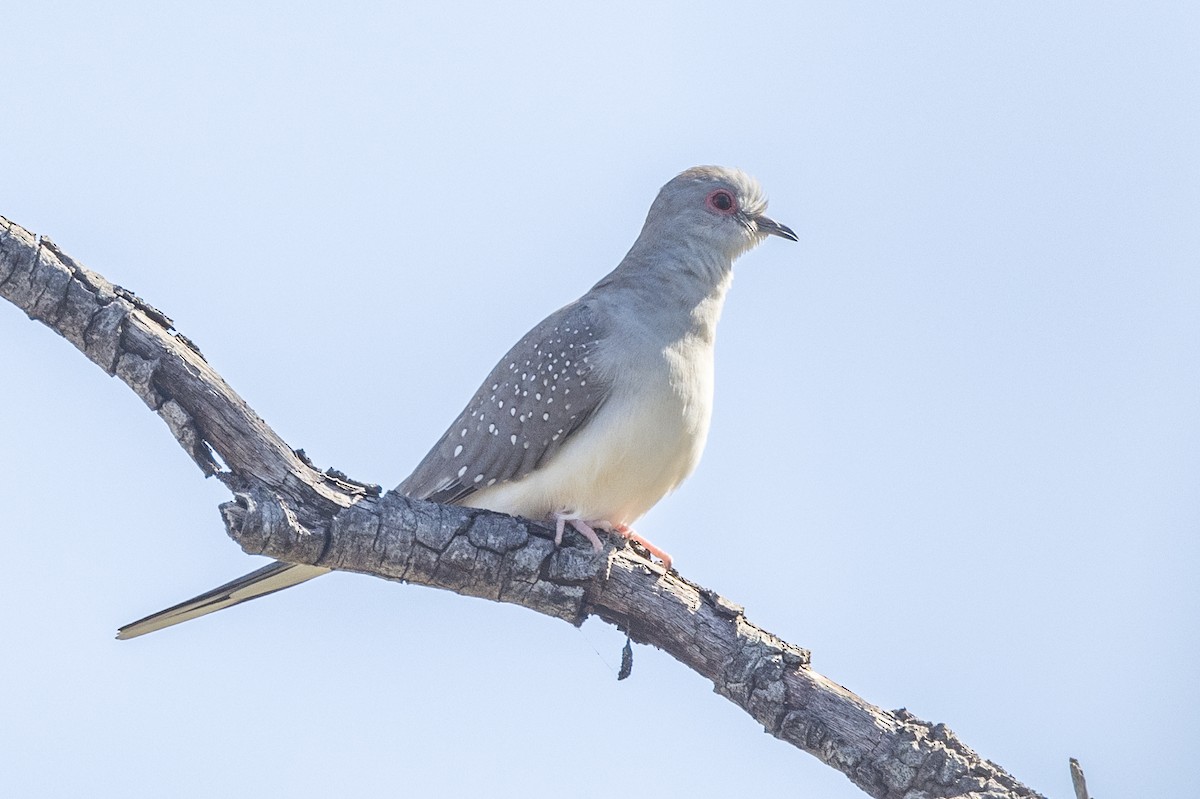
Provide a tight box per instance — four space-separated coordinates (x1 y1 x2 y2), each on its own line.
754 214 798 242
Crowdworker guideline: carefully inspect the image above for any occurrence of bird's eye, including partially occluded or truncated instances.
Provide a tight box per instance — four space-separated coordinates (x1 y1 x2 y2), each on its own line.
706 189 736 213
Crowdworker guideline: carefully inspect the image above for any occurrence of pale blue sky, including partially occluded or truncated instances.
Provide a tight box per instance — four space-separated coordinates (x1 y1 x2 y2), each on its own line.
2 3 1196 797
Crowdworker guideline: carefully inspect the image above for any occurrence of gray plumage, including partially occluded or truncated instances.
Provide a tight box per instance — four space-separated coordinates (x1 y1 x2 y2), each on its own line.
399 302 611 505
118 165 796 639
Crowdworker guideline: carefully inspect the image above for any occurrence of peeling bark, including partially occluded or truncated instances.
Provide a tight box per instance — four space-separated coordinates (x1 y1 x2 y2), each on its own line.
0 215 1048 799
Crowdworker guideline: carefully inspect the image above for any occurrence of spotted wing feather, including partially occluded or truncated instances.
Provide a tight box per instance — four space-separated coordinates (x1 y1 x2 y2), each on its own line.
398 301 612 504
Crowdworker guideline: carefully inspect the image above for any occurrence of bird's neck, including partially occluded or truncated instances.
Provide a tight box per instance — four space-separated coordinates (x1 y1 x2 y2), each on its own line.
590 243 734 348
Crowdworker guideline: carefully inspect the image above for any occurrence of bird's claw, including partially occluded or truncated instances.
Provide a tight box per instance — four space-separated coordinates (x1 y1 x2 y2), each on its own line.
553 514 672 569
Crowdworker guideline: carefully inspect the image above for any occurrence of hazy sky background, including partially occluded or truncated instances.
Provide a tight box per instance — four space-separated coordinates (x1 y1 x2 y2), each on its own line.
2 3 1196 797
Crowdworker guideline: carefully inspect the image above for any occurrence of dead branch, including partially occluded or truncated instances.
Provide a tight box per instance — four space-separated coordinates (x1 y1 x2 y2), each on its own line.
0 216 1047 799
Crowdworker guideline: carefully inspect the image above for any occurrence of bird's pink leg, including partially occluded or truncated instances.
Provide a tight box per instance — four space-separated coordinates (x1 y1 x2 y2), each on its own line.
552 513 671 568
569 519 605 553
600 523 673 570
552 511 603 552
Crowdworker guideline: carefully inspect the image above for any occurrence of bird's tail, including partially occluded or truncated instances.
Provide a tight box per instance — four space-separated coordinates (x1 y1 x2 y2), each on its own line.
116 561 330 640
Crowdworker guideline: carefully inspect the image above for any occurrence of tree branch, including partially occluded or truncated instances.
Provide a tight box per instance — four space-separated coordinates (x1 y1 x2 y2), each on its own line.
0 215 1047 799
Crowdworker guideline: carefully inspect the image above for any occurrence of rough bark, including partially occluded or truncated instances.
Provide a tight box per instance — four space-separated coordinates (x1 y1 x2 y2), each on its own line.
0 215 1048 799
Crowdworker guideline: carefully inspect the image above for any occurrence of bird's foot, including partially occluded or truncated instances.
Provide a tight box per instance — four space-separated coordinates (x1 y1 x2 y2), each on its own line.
598 522 673 571
554 513 604 552
552 514 672 570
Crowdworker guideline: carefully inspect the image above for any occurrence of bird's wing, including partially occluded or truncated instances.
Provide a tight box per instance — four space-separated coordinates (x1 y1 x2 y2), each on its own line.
397 299 613 504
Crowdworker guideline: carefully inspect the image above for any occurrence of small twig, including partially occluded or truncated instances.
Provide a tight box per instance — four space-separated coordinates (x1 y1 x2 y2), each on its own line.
618 636 633 680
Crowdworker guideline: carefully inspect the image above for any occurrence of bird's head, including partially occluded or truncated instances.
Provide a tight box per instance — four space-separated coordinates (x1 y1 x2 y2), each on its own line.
643 165 797 263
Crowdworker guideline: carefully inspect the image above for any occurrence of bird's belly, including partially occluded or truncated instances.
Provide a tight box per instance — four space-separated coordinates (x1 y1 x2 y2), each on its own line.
463 376 709 526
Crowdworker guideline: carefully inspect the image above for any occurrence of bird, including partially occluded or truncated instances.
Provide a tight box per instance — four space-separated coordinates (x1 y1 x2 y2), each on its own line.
117 165 796 639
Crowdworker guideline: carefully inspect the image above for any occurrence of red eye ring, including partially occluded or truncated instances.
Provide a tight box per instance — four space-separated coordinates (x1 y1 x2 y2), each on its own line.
706 189 737 214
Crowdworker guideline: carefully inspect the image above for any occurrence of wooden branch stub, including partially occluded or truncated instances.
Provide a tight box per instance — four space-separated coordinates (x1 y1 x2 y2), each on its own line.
1069 758 1090 799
